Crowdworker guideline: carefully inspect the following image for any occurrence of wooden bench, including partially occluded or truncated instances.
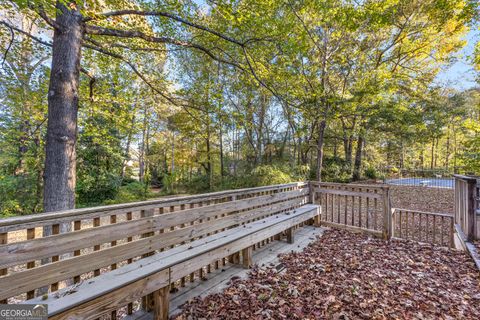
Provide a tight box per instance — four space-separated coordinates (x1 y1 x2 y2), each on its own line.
0 182 320 319
28 204 319 319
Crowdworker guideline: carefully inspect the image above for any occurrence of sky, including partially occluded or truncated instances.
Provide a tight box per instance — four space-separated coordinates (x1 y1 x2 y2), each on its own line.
435 28 478 90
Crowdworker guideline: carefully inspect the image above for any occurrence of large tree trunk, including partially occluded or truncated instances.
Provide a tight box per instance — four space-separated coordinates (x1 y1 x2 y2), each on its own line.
316 119 327 181
40 1 83 294
352 134 364 181
43 2 82 218
430 138 435 169
219 124 224 178
445 130 450 169
139 105 148 183
121 113 136 180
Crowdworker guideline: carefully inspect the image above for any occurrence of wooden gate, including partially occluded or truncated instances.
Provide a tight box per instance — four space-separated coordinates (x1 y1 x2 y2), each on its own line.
309 182 391 239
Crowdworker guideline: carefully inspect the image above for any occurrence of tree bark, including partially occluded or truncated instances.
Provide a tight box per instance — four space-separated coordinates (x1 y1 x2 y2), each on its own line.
430 138 435 169
353 134 364 181
121 113 136 180
43 2 83 218
40 2 83 294
219 124 224 178
316 119 327 181
139 106 148 183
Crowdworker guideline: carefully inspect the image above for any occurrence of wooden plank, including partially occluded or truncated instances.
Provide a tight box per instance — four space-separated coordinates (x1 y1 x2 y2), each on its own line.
311 181 387 191
33 205 319 317
313 188 383 199
169 226 323 317
0 199 307 301
0 182 308 233
170 207 318 281
48 269 170 320
320 221 383 238
0 189 308 269
392 208 453 218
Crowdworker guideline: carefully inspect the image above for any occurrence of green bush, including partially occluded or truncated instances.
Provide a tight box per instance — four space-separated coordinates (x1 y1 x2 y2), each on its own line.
103 182 152 204
364 166 378 179
250 165 295 186
321 157 352 182
76 173 122 205
0 174 40 217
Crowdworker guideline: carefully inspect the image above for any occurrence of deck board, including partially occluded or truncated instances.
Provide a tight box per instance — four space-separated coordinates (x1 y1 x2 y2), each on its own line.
123 226 324 320
168 225 324 318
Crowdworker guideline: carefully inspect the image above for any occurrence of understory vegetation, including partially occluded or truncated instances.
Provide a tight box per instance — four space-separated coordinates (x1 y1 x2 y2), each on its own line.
1 0 480 216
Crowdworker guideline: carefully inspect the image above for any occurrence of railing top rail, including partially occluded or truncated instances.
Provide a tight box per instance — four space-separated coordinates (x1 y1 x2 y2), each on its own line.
453 174 479 182
392 208 453 218
0 181 307 231
310 181 389 190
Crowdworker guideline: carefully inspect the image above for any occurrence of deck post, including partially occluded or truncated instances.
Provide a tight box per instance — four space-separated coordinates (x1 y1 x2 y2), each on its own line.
242 246 253 269
308 181 314 204
153 286 170 320
454 175 479 241
286 227 294 244
382 187 392 240
466 178 477 241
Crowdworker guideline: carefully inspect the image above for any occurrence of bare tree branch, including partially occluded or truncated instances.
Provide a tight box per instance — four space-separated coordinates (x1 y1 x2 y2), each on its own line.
1 23 14 67
83 10 245 46
85 25 244 69
0 20 52 47
82 42 213 114
35 5 62 30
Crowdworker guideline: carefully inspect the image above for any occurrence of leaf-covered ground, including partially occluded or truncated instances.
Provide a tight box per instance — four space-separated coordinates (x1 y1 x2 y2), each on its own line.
389 186 454 214
175 229 480 320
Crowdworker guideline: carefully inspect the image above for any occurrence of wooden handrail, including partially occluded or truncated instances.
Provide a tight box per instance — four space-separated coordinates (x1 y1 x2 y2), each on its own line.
392 208 453 218
0 182 308 232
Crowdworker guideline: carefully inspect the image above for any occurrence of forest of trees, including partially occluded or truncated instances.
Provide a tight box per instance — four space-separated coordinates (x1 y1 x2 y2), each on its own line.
1 0 479 217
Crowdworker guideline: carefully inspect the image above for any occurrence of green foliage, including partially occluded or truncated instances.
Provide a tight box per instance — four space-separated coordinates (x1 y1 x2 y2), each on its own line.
104 182 153 205
1 0 479 218
364 167 379 180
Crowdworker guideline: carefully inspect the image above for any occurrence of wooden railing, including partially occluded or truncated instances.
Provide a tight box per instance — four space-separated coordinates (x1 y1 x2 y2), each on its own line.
310 182 391 239
454 175 479 241
2 178 475 312
391 209 454 248
0 182 308 308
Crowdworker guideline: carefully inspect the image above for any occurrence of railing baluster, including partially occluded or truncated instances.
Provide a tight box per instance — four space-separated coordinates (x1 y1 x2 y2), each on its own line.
441 216 444 246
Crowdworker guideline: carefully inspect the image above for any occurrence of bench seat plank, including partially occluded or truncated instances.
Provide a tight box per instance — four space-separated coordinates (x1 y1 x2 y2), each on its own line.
0 198 306 301
27 204 319 319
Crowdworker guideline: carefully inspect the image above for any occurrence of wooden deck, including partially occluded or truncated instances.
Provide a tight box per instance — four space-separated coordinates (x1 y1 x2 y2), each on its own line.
125 225 325 320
